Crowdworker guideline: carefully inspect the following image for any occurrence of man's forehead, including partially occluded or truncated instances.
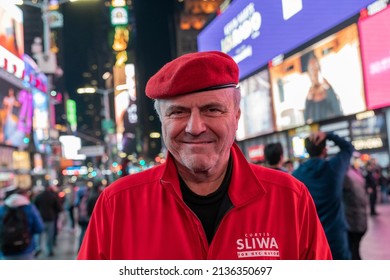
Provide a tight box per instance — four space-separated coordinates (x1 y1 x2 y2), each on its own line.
160 89 234 107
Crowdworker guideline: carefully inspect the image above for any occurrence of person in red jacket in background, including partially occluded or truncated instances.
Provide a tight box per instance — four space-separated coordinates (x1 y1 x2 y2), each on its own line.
78 51 331 260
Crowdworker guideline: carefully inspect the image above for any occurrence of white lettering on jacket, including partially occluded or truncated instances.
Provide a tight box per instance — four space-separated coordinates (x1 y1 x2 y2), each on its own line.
236 232 280 258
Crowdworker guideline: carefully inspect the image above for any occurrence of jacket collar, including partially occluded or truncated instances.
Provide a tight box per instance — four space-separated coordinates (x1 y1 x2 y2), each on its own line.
228 143 266 206
160 143 266 207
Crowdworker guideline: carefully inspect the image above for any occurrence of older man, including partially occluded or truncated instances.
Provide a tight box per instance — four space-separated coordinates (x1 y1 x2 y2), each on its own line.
78 51 331 260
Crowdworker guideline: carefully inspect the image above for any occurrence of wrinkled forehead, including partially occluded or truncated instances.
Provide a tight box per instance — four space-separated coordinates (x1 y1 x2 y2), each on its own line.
160 88 237 108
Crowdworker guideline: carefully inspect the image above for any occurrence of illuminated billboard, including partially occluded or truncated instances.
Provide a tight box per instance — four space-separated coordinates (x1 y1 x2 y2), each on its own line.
198 0 376 79
358 6 390 110
32 88 49 153
269 24 366 131
115 64 138 154
236 68 274 141
0 82 33 147
24 54 50 153
350 112 388 152
0 2 24 58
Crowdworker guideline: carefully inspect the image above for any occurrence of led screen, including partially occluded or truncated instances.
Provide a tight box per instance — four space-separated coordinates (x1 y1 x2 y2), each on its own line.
0 3 24 58
115 64 138 154
0 81 33 147
198 0 376 79
24 54 49 152
269 24 366 131
236 69 273 141
32 89 49 153
358 6 390 110
291 135 308 159
351 113 388 152
247 144 265 162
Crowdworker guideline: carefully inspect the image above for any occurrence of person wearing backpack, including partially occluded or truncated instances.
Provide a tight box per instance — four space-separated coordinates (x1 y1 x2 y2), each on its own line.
0 187 44 260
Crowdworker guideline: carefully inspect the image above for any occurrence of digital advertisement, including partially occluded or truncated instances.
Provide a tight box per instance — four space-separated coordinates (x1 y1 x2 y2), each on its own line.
114 64 138 155
236 69 274 141
269 23 366 131
0 81 32 147
0 2 24 58
358 5 390 110
198 0 377 79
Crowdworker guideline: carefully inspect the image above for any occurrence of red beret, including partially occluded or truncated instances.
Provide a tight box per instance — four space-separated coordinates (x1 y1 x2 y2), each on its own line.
145 51 239 99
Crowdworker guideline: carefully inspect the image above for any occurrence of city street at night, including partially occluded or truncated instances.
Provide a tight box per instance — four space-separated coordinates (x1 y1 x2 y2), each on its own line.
1 0 390 270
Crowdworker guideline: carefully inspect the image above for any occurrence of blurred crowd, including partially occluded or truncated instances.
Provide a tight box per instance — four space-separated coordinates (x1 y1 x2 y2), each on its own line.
262 139 389 260
0 179 103 260
262 142 390 208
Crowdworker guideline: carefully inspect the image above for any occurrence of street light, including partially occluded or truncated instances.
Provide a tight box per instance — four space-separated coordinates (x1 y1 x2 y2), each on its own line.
77 87 114 122
77 86 115 182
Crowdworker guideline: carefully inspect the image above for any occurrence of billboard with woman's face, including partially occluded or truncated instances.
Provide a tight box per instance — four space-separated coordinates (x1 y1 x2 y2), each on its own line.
0 3 31 148
269 23 366 131
0 82 33 147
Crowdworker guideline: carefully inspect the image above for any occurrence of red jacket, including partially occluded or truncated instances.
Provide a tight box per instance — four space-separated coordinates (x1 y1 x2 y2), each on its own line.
78 144 331 260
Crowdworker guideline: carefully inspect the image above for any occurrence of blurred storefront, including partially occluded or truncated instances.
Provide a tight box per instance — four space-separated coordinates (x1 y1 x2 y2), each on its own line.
0 2 51 192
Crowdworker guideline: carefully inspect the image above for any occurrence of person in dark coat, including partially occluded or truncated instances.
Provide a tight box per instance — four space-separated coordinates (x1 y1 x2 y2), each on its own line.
293 131 354 259
364 160 380 216
343 155 368 260
34 183 62 257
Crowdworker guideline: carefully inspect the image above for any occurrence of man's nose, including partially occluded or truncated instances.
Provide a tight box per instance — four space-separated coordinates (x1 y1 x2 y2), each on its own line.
185 111 206 135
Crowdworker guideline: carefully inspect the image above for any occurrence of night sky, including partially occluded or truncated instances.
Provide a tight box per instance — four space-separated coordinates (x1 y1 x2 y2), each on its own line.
62 1 112 100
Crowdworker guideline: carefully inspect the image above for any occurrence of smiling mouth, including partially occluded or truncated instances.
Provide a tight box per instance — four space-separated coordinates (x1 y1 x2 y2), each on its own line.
183 141 213 144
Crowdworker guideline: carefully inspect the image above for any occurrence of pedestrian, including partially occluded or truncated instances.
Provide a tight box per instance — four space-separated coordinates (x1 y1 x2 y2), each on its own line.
0 187 44 260
264 142 287 171
364 160 380 216
283 159 295 174
77 182 102 250
34 182 62 257
78 51 331 260
65 183 77 231
293 131 354 259
378 168 389 203
343 155 368 260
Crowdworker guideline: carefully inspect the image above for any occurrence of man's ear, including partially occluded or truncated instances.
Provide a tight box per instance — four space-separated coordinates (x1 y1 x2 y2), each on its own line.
235 108 241 130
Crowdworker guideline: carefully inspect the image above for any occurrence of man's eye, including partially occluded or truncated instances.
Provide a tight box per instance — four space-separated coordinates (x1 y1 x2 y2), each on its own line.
205 108 223 115
167 110 185 117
